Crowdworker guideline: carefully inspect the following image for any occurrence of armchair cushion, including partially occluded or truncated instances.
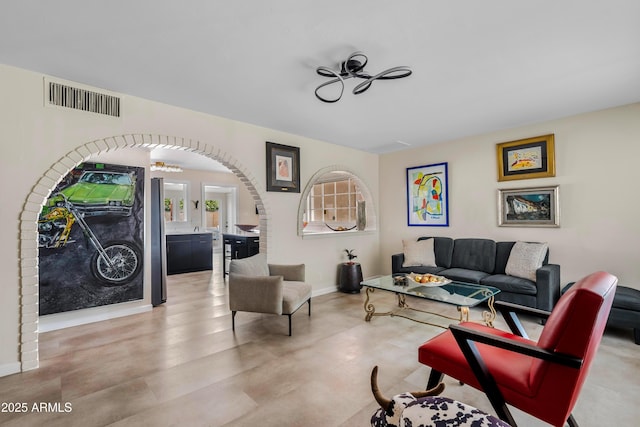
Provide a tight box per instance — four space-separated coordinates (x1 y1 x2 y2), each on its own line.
282 281 312 314
419 321 539 393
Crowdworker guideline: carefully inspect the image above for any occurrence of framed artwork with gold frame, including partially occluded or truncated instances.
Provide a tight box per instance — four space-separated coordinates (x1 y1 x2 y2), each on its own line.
496 134 555 181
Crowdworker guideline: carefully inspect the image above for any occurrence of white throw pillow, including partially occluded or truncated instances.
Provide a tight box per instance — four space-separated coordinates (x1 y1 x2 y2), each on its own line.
505 241 548 281
402 238 436 267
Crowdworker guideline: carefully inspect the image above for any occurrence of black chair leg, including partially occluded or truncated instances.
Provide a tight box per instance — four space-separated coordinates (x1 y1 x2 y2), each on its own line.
567 414 579 427
232 311 236 331
288 314 292 336
308 299 311 316
426 369 444 389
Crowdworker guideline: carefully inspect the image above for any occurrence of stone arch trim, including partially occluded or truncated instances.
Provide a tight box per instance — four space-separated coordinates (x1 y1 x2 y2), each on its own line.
18 134 270 371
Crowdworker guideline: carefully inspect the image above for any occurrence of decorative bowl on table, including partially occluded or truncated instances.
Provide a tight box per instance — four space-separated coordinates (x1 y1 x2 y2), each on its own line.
407 273 452 287
325 223 357 232
235 224 257 232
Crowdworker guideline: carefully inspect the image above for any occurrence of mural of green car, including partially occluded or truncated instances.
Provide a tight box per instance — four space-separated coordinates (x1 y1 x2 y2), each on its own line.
57 170 136 216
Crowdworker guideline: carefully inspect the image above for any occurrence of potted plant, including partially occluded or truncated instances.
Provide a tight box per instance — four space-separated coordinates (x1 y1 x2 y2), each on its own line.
340 249 362 293
344 249 357 264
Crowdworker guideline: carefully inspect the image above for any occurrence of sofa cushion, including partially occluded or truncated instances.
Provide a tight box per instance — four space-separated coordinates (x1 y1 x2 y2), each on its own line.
439 268 490 284
480 274 538 296
229 253 270 277
450 239 496 273
505 241 548 281
418 236 454 268
402 238 436 267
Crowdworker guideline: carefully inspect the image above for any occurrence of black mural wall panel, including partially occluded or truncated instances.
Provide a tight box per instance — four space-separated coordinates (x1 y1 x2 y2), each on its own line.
38 162 144 315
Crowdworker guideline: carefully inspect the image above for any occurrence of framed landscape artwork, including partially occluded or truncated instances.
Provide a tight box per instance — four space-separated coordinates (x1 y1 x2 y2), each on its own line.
407 162 449 226
498 185 559 227
496 134 555 181
266 141 300 192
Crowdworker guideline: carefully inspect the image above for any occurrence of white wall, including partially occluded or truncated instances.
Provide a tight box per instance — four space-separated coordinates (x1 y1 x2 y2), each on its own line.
379 103 640 287
0 64 380 374
151 168 259 233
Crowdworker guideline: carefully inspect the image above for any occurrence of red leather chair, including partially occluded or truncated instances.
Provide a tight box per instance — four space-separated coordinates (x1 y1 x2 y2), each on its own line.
418 271 617 427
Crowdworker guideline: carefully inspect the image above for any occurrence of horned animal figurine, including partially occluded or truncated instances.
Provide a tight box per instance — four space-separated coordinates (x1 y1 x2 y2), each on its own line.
370 366 511 427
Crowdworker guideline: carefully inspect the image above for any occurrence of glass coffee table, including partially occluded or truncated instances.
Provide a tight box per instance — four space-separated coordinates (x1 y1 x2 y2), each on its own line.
360 275 501 327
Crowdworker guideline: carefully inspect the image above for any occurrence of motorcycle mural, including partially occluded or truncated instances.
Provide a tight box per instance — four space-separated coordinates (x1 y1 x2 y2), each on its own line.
38 193 141 285
38 163 144 315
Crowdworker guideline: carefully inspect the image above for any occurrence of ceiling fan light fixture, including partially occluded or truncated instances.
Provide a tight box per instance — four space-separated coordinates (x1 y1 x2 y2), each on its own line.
315 51 411 102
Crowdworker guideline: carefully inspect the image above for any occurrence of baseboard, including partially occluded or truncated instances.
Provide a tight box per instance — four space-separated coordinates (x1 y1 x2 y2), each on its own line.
39 304 153 332
0 361 21 377
312 285 339 297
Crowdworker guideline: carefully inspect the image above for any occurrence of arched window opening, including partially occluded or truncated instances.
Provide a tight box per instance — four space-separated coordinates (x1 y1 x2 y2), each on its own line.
298 167 376 236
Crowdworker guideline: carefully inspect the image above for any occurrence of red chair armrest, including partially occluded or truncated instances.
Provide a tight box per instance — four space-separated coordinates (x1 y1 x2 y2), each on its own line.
495 301 551 338
495 300 551 319
449 324 583 368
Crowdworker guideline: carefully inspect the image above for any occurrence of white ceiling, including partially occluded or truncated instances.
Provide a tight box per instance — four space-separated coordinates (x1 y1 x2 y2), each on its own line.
2 1 639 162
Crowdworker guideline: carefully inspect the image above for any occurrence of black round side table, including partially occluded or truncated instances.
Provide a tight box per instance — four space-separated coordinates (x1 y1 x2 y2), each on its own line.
339 262 363 293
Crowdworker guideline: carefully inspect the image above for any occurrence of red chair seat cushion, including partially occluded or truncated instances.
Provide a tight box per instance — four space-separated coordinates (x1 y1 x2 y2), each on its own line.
419 322 539 397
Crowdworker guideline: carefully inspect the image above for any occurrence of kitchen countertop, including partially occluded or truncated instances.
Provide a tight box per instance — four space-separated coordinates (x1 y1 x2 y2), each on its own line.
166 231 213 236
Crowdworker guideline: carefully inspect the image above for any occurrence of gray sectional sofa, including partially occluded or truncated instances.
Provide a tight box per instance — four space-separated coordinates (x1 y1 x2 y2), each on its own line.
391 237 561 311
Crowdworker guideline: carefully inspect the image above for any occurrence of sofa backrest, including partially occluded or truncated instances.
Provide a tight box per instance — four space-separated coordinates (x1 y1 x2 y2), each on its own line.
494 241 550 274
450 238 496 273
417 236 454 268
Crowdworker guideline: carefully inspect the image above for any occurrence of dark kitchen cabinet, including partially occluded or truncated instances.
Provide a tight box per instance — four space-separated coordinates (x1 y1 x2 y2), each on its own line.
223 233 260 276
166 233 213 275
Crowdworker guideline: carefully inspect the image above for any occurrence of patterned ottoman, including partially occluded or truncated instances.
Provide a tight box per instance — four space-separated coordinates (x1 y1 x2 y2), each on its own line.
371 394 511 427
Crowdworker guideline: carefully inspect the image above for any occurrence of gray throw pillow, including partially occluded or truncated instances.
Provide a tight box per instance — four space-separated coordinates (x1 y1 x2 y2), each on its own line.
505 241 548 281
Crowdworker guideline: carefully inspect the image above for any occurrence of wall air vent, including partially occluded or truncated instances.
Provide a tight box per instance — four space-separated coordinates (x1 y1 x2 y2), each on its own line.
48 81 120 117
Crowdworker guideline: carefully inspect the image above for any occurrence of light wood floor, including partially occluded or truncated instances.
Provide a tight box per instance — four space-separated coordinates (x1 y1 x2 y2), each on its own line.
1 265 638 426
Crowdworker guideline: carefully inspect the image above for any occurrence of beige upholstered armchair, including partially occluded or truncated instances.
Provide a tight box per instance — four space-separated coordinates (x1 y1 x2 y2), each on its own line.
228 253 312 336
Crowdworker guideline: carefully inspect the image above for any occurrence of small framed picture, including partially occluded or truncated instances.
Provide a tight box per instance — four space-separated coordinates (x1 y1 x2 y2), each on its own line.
266 142 300 192
496 134 555 181
498 185 560 227
406 162 449 226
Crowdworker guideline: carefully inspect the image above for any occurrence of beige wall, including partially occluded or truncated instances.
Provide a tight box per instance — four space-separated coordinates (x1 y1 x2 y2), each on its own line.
0 64 380 374
2 61 637 376
379 103 640 287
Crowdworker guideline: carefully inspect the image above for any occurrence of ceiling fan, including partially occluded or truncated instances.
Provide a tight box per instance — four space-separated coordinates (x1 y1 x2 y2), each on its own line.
315 51 412 103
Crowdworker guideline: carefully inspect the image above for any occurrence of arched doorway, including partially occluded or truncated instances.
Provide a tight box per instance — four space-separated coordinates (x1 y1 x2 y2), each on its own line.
18 134 270 371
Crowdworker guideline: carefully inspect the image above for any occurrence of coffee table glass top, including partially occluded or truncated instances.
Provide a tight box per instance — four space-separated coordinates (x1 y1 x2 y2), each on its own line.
361 275 500 308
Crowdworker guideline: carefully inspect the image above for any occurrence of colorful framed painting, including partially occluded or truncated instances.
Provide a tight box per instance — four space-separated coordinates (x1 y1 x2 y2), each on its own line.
496 134 555 181
407 162 449 226
498 185 560 227
266 141 300 192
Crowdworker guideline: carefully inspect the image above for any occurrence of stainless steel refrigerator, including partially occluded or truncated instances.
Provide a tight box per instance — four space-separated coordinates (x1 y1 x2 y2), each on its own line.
150 177 167 305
